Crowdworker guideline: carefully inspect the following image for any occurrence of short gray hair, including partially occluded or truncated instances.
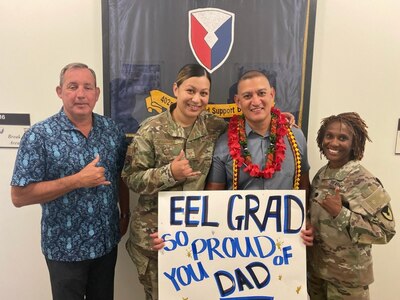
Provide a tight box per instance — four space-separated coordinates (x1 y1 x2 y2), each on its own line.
59 63 97 86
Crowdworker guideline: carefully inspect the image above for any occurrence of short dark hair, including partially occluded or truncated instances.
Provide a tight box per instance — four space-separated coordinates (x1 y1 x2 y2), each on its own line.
316 112 371 161
236 70 273 92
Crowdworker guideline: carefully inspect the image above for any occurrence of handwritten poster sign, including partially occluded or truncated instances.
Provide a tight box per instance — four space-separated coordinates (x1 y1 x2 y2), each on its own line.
158 190 307 300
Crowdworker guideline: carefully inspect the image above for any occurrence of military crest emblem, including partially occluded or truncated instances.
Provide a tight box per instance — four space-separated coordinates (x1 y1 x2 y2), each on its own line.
188 8 235 73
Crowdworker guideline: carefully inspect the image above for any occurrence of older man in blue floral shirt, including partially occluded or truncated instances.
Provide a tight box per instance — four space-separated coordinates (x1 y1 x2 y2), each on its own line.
11 63 129 300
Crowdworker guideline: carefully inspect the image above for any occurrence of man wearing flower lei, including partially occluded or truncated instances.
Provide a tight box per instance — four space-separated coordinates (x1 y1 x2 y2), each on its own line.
205 70 313 245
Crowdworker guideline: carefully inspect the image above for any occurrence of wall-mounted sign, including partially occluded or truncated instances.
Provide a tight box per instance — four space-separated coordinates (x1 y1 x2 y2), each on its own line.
0 113 30 148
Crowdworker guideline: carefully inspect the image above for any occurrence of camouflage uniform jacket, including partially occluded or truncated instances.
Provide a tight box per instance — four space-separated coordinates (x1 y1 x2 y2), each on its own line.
308 160 395 287
122 104 227 252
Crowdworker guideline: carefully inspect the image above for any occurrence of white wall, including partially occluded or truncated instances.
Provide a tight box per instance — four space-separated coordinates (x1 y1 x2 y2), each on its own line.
0 1 398 299
308 1 400 299
0 1 143 299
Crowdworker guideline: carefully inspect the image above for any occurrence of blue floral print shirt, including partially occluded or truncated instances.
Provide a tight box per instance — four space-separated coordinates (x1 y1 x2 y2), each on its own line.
11 109 127 261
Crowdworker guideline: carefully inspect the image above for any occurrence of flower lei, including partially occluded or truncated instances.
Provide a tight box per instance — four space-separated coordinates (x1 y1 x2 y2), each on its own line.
228 108 301 190
287 127 301 190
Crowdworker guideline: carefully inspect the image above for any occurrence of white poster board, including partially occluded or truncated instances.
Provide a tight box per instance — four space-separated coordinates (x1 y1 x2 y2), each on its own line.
158 190 307 300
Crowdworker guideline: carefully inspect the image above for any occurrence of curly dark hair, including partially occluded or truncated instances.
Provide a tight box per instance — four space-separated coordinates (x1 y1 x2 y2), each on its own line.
316 112 371 161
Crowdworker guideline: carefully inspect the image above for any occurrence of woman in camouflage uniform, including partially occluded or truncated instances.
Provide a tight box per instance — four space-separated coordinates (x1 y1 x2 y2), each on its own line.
121 64 227 300
307 112 396 300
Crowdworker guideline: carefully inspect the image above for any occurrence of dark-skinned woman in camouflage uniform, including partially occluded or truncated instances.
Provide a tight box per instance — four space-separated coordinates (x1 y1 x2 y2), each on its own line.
308 112 395 300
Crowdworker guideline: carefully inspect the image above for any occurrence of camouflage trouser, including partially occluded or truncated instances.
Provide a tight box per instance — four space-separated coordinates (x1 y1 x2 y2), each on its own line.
308 273 370 300
126 239 158 300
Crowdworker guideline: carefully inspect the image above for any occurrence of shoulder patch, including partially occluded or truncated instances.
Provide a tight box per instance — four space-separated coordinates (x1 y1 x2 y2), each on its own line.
381 205 394 221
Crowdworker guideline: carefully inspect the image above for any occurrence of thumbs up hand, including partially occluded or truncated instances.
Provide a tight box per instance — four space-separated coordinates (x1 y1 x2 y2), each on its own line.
77 155 111 188
170 150 201 181
319 186 342 217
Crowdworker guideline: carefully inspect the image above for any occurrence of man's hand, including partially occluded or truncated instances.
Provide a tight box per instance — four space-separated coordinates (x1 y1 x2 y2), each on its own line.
77 156 111 188
11 155 111 207
170 150 201 181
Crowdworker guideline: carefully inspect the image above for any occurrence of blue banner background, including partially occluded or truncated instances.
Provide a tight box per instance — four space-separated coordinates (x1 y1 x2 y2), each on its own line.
102 0 316 134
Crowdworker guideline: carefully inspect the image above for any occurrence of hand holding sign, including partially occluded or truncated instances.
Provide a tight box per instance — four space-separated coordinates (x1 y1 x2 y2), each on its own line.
158 190 308 300
150 232 165 251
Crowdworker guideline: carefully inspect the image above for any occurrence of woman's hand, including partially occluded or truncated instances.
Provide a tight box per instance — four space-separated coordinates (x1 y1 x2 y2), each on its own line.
150 231 165 251
281 112 297 127
300 221 314 246
170 150 201 181
319 187 342 218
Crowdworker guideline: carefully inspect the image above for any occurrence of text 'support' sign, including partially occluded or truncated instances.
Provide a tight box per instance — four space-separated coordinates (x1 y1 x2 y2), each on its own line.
158 190 307 300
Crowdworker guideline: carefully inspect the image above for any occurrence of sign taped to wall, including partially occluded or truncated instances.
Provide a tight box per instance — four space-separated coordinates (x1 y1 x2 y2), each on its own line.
0 113 30 148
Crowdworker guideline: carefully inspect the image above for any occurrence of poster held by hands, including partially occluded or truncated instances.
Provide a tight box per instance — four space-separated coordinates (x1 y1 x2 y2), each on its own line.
158 190 307 300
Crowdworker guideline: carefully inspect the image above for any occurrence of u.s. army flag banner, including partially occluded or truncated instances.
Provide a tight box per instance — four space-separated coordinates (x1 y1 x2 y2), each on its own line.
105 0 314 134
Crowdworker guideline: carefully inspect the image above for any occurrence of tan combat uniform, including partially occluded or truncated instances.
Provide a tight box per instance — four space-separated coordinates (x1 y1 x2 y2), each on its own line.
122 103 227 300
308 160 395 300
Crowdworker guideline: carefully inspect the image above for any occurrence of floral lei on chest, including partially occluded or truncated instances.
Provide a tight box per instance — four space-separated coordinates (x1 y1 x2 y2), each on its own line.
228 108 301 189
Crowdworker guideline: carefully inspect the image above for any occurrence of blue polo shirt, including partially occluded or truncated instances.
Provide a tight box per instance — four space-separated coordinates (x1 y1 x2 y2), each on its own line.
11 109 127 261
